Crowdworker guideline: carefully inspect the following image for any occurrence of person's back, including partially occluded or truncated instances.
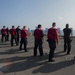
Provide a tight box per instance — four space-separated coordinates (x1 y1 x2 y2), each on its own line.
34 24 44 56
63 24 72 54
16 26 20 35
1 26 7 42
63 28 71 39
10 26 18 46
48 28 58 41
1 26 6 35
34 28 43 39
21 28 28 38
47 22 59 62
6 27 9 34
10 27 16 36
16 26 20 43
19 26 28 52
6 27 9 41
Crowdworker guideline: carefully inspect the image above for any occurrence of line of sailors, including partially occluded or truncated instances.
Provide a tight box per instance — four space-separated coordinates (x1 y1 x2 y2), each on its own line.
1 25 20 45
0 22 72 62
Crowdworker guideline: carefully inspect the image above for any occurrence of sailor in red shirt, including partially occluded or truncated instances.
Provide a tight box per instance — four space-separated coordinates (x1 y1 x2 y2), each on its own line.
19 26 28 52
1 26 7 42
34 24 44 56
47 22 59 62
10 26 18 46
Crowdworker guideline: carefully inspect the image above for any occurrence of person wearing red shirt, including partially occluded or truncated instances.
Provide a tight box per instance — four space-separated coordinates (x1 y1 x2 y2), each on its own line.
1 26 7 42
34 24 44 56
19 26 28 52
10 26 18 46
47 22 59 62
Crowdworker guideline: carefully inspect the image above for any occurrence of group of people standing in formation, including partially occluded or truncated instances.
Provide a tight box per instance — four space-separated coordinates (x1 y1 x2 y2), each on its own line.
0 22 72 62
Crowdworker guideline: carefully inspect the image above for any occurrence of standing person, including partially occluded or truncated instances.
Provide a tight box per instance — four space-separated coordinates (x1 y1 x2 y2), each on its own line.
10 26 18 46
6 27 9 41
1 26 7 42
47 22 59 62
34 24 44 56
16 26 20 44
19 26 28 52
63 24 72 55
